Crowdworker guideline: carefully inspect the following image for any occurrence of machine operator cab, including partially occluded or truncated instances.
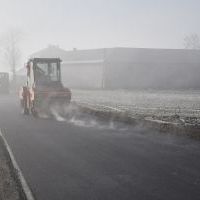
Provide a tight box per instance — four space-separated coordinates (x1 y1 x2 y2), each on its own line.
27 58 62 89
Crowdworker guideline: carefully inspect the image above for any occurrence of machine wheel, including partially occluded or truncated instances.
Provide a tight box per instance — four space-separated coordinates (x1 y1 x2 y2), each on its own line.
23 97 30 115
31 107 38 118
21 86 30 115
23 106 30 115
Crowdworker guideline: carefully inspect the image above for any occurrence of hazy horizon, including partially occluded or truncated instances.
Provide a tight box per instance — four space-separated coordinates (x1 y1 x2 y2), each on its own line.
0 0 199 71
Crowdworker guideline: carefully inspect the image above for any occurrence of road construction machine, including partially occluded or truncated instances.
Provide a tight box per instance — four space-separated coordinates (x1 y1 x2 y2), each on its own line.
19 58 71 116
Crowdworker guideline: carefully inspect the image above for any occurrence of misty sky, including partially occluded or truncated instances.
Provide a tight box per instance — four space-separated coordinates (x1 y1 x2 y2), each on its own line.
0 0 199 62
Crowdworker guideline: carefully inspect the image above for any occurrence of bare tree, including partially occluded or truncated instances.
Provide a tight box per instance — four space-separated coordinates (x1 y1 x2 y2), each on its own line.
184 34 200 49
0 29 22 85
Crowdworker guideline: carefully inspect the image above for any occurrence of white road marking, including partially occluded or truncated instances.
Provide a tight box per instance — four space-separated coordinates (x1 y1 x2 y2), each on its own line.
0 129 35 200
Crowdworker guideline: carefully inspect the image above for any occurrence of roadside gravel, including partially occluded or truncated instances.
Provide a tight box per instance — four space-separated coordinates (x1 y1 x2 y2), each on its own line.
0 139 21 200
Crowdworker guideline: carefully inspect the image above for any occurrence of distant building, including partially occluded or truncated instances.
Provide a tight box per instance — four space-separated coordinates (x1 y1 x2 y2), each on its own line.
30 46 105 88
25 45 200 89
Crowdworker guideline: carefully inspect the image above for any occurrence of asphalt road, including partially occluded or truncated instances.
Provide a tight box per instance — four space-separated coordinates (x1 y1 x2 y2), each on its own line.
0 95 200 200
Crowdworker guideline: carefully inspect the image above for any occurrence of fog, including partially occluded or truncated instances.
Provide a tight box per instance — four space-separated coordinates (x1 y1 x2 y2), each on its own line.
0 0 200 72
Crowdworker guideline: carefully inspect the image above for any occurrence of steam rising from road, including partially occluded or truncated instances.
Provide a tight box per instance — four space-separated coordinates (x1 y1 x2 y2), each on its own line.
50 106 66 122
49 103 127 131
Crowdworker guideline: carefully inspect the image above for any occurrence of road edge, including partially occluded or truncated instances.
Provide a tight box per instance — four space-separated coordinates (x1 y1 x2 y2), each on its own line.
77 105 200 139
0 129 35 200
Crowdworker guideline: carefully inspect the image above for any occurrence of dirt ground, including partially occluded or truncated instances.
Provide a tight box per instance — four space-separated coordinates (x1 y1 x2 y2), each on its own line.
0 139 21 200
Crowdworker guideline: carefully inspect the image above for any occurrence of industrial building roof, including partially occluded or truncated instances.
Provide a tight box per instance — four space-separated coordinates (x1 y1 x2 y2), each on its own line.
30 46 200 64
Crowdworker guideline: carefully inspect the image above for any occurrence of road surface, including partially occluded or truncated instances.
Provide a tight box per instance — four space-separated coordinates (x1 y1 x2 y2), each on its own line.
0 94 200 200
